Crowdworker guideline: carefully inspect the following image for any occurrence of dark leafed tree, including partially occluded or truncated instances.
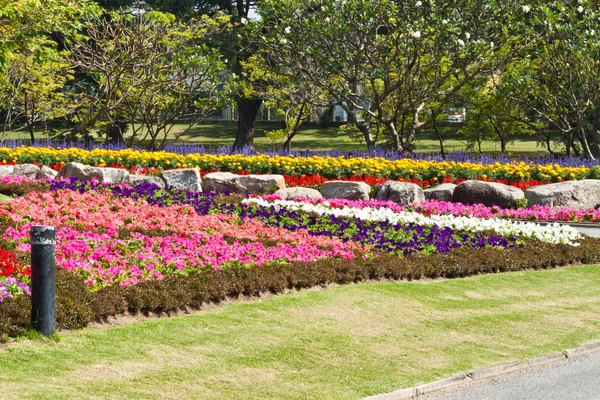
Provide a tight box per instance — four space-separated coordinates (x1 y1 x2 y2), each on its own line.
93 0 263 151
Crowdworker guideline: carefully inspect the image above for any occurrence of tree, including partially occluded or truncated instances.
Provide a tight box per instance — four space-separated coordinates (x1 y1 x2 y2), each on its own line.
256 0 525 152
242 54 330 151
460 75 537 154
68 11 230 148
504 1 600 159
0 52 73 142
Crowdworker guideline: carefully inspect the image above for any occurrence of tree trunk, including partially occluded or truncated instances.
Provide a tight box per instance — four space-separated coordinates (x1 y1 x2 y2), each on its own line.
107 118 127 145
28 120 35 144
232 97 263 151
578 127 595 160
432 116 445 159
386 122 401 151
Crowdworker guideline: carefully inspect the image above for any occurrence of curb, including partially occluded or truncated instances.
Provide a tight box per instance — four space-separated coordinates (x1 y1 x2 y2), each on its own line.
363 341 600 400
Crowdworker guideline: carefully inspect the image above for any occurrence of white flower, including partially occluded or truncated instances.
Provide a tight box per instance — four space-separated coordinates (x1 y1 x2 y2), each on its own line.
442 19 448 24
457 38 465 46
284 26 291 34
578 5 584 12
240 17 247 24
280 38 288 44
465 32 471 40
411 31 421 38
324 16 330 22
490 41 494 48
522 5 531 13
416 1 422 6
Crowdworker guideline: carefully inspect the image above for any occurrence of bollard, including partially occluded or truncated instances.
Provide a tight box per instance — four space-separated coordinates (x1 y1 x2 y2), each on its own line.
30 225 56 337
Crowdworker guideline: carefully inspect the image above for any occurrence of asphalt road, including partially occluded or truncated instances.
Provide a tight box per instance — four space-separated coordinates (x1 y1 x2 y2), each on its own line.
423 355 600 400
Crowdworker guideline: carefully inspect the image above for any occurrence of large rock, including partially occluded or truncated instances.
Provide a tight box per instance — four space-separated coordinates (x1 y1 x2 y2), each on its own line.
57 162 129 183
236 175 286 194
161 168 202 191
202 172 239 193
375 181 424 205
320 181 370 200
424 183 457 202
124 174 166 188
37 166 58 180
12 163 40 179
525 180 600 210
98 167 129 183
452 180 524 208
57 162 103 181
203 172 286 195
0 166 14 177
275 187 322 200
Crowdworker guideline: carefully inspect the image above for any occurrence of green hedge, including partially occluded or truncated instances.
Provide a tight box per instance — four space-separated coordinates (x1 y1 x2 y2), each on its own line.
2 238 600 341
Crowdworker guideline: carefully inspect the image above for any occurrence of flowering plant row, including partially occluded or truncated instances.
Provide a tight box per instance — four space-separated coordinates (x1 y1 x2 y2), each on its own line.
245 198 582 245
265 196 600 224
2 146 600 186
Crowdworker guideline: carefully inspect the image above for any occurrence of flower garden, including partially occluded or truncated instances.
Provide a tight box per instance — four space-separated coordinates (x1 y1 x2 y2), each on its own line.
1 146 600 339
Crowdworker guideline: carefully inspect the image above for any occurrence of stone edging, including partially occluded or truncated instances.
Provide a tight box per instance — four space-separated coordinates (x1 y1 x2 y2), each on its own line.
363 342 600 400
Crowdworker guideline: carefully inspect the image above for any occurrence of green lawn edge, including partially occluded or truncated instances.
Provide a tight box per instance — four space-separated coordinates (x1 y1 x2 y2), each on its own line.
1 264 600 399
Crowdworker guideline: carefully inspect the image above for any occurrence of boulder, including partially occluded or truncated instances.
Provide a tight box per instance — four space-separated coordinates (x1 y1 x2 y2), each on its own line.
424 183 457 202
124 174 166 188
375 181 424 205
236 174 286 194
0 166 14 177
97 167 129 183
37 166 58 180
12 163 40 179
320 181 370 201
202 172 239 193
451 180 524 208
525 180 600 210
161 168 202 191
57 162 103 181
275 187 323 200
204 172 286 195
57 162 130 183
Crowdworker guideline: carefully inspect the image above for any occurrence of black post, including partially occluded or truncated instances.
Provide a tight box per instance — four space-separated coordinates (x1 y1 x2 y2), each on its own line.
30 225 56 337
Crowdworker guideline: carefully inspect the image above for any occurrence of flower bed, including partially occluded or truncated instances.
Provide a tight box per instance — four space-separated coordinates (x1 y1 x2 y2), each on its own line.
0 175 599 340
2 146 600 187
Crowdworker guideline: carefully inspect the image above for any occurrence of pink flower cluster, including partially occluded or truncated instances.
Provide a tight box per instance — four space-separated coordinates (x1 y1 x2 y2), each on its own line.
2 190 367 288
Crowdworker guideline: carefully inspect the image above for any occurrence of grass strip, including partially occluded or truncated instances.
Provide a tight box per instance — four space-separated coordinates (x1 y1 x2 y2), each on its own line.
1 265 600 399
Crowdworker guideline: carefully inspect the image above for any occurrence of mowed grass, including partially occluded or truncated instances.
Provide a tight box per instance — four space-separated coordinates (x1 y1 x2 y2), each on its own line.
2 265 600 399
163 124 556 156
3 124 557 156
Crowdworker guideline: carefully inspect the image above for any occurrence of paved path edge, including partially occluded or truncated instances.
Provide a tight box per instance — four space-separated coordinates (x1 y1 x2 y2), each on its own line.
362 341 600 400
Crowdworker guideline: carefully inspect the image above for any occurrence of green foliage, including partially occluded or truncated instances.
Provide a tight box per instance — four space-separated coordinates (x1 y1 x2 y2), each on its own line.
257 0 527 151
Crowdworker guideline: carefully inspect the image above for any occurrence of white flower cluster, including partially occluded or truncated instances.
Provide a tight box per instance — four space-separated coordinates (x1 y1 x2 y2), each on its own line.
243 198 582 245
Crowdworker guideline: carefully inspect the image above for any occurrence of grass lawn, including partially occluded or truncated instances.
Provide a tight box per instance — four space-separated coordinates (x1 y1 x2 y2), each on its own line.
2 265 600 399
0 194 13 203
2 123 560 157
160 124 557 156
